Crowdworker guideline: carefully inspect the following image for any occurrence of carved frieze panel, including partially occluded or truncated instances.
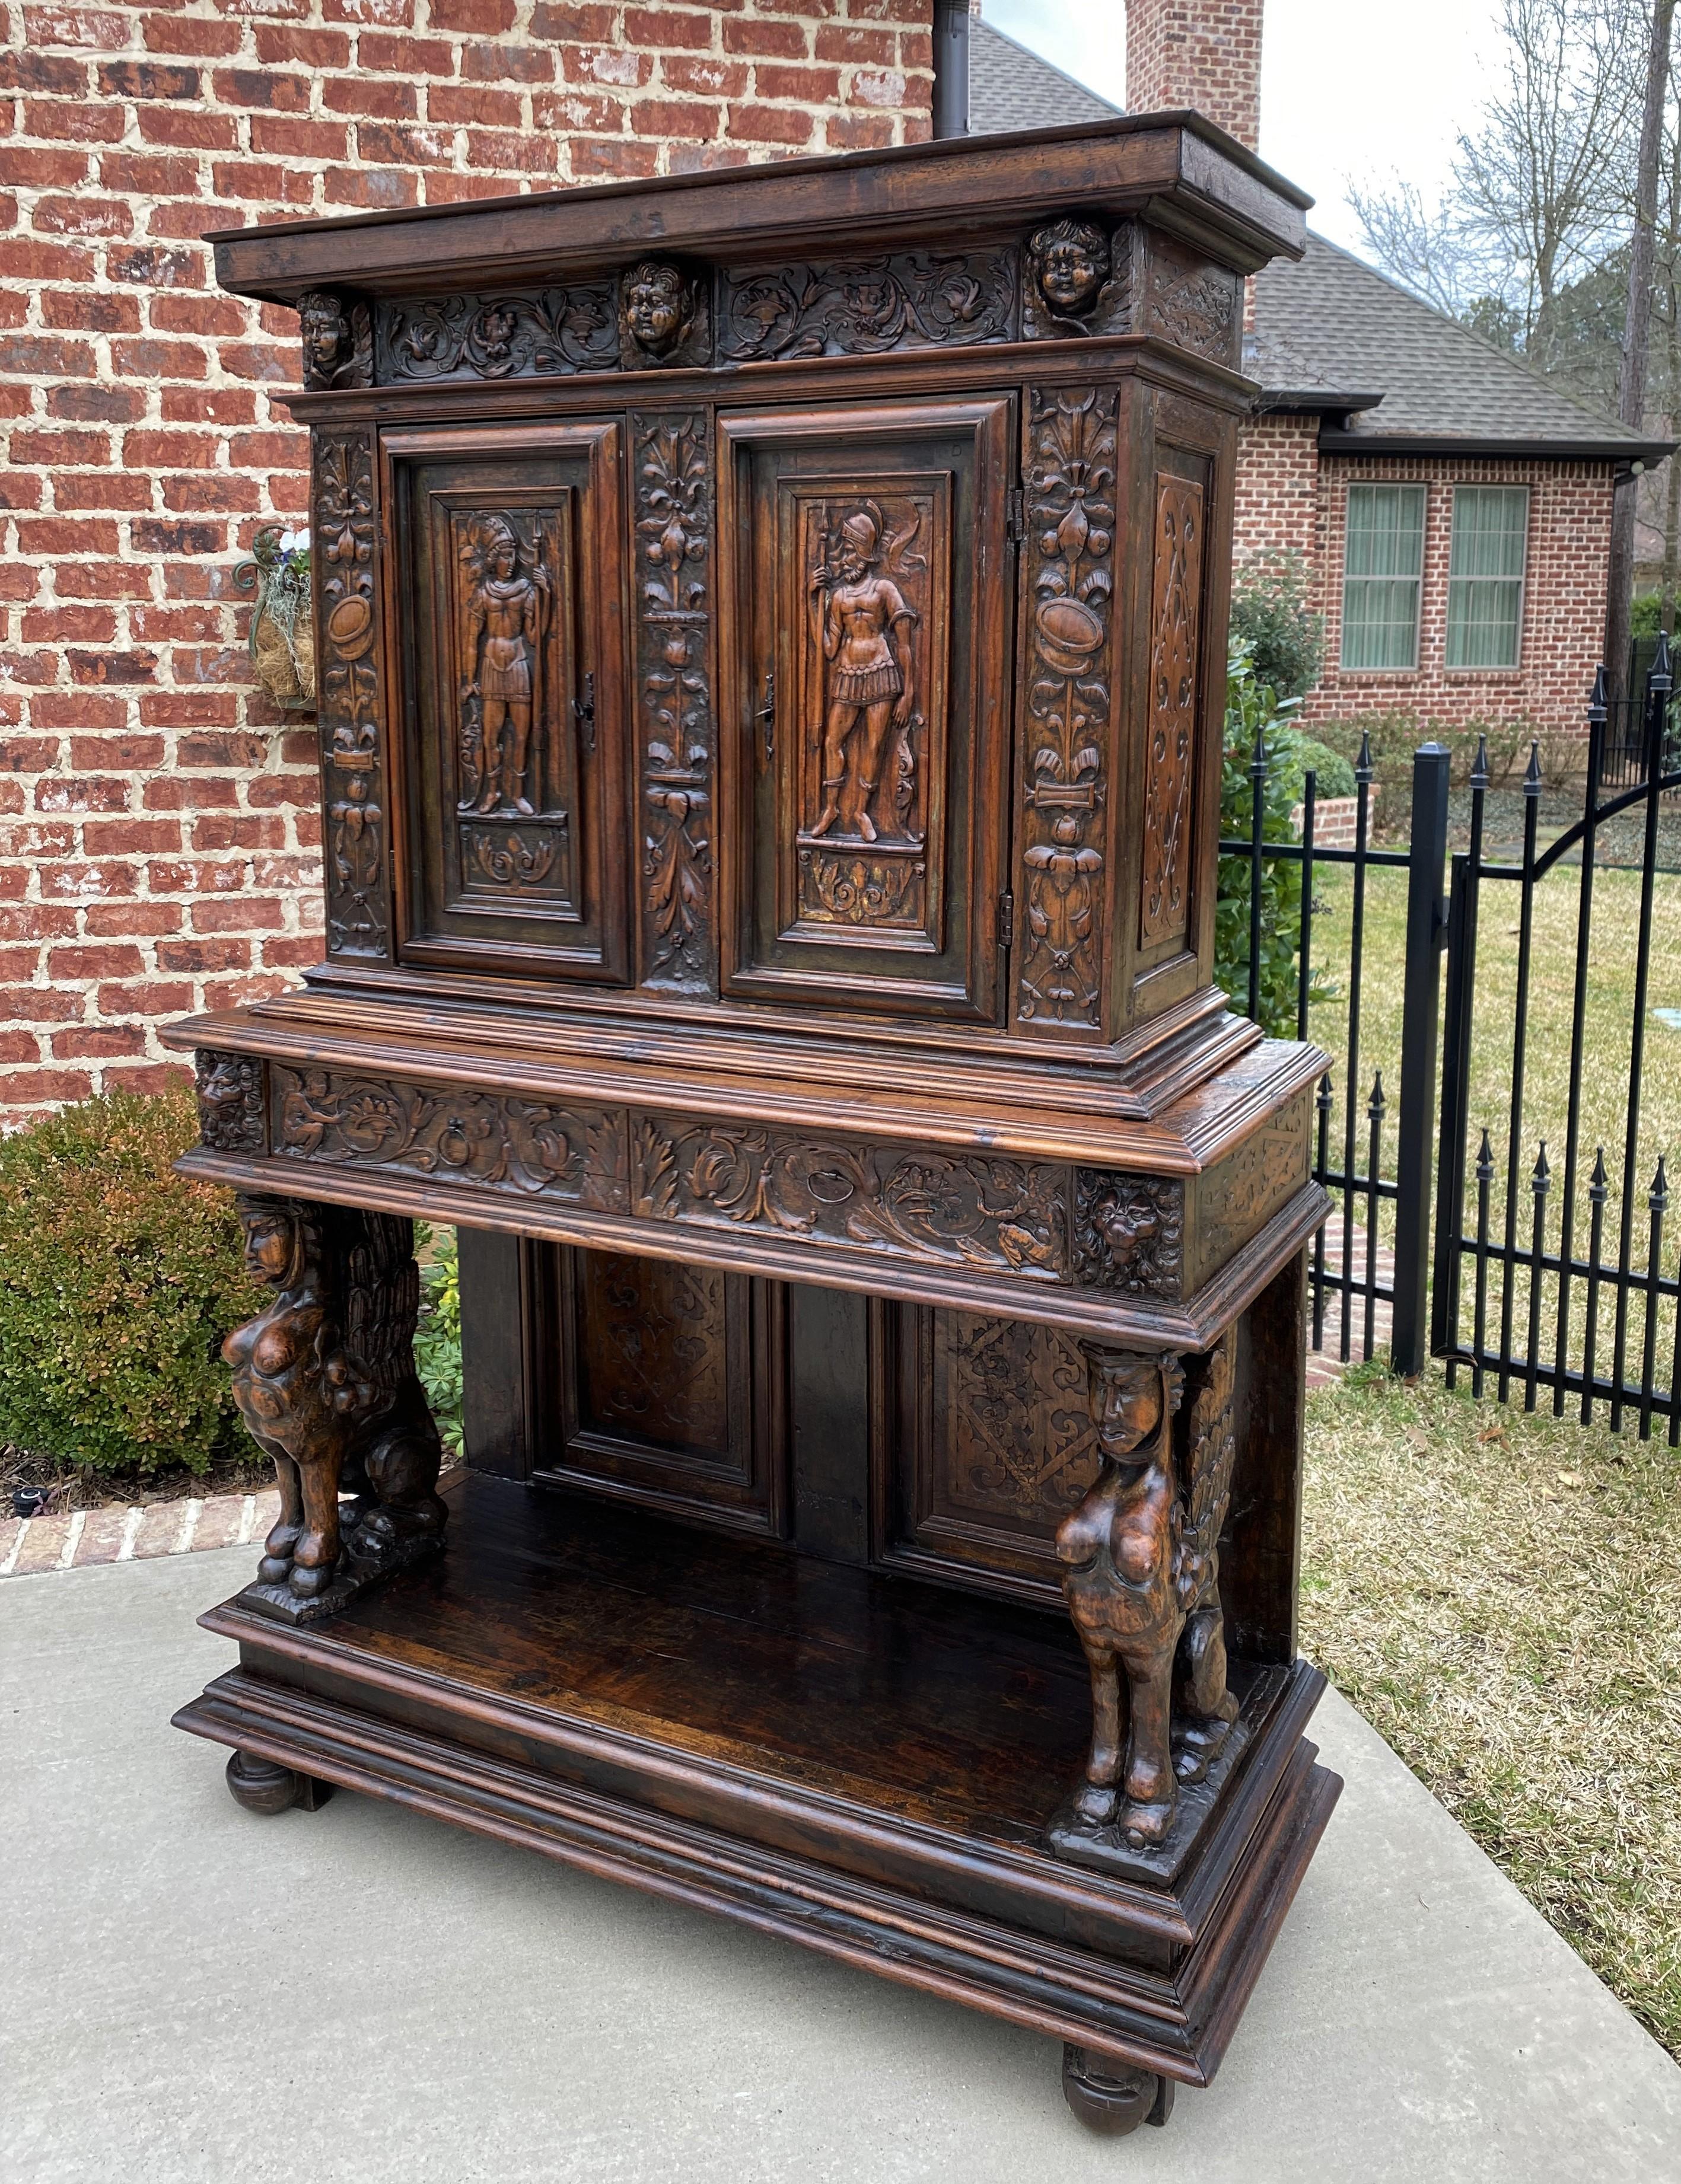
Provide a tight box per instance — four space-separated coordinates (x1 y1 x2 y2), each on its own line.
633 411 714 989
933 1312 1103 1532
1017 387 1118 1029
1144 238 1240 367
633 1115 1065 1278
1139 473 1204 950
376 284 619 382
1191 1093 1312 1283
195 1048 266 1155
1021 218 1133 341
1071 1172 1185 1297
787 482 948 943
445 502 578 913
314 428 389 959
720 249 1016 362
272 1066 629 1211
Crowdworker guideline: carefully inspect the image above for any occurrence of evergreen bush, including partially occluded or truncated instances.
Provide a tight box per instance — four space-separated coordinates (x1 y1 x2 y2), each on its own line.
1230 551 1324 701
0 1086 262 1477
414 1223 464 1458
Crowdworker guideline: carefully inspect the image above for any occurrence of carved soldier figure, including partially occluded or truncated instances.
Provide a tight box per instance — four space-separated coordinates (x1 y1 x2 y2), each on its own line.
459 516 549 815
1026 218 1112 327
621 260 695 359
1056 1346 1187 1848
809 505 918 843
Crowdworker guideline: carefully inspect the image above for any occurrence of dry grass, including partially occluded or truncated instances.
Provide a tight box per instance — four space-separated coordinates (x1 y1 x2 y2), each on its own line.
1301 1366 1681 2057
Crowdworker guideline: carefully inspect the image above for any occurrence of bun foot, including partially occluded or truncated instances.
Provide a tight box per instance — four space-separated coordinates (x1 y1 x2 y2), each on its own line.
1061 2045 1174 2135
224 1748 332 1817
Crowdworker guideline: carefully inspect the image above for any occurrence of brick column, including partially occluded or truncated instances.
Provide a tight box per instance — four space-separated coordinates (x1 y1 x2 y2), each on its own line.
1124 0 1263 148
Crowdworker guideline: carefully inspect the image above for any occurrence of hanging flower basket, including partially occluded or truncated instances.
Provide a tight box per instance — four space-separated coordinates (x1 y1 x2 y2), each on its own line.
234 526 316 711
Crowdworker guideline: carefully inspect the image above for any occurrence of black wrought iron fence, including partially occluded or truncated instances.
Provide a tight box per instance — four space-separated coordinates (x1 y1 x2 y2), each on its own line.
1222 636 1681 1438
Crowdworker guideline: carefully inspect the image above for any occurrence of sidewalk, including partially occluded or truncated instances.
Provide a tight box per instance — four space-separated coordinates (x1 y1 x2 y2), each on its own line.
3 1547 1678 2184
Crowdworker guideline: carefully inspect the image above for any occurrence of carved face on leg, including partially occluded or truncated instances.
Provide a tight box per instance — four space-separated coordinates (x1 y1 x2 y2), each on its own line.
1083 1347 1183 1464
236 1195 305 1289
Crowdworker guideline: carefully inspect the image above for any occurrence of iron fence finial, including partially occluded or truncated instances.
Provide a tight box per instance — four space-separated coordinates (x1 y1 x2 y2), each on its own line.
1523 741 1542 795
1471 734 1489 788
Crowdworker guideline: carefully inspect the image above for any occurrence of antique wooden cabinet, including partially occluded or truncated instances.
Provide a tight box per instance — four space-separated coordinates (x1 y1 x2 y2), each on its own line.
167 117 1338 2135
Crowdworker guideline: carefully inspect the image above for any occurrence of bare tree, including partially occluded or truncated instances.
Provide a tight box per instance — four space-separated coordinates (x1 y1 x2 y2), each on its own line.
1348 177 1489 314
1607 0 1677 696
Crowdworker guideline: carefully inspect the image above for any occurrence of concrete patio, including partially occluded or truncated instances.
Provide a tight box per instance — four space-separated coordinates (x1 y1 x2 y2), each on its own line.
4 1545 1679 2184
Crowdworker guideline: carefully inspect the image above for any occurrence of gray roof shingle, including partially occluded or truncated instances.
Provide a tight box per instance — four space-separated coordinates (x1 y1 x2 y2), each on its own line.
967 22 1667 461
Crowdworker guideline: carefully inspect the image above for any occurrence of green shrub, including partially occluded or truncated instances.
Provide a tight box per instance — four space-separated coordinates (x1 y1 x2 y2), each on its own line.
1217 646 1336 1037
414 1223 463 1458
1632 593 1661 640
1230 551 1324 701
1283 736 1357 802
0 1086 262 1477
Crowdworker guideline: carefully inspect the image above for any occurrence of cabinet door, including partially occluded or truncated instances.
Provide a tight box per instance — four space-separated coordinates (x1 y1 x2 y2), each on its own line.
719 397 1013 1020
386 422 630 983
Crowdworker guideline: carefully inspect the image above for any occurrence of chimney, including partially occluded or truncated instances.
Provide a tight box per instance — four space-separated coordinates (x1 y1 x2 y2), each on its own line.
1124 0 1263 151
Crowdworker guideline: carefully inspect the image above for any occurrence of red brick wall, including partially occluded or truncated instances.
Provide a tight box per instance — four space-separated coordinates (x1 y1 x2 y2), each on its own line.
0 2 933 1126
1301 453 1612 739
1124 0 1261 148
1233 410 1319 565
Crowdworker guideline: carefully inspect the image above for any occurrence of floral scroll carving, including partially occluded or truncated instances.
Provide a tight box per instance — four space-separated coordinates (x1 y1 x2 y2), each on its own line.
377 285 619 381
1140 474 1204 949
314 429 389 958
1071 1173 1185 1297
633 412 714 989
1145 247 1240 366
195 1049 265 1155
633 1117 1065 1278
1017 387 1118 1028
273 1066 629 1211
721 250 1015 361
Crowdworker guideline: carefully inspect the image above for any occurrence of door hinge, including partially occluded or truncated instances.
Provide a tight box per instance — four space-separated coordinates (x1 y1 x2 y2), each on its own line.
996 889 1015 949
573 671 596 753
1006 487 1026 544
757 667 776 761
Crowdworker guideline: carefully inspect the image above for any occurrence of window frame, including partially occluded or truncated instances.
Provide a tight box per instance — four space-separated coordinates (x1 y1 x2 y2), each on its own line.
1339 481 1427 672
1446 483 1529 671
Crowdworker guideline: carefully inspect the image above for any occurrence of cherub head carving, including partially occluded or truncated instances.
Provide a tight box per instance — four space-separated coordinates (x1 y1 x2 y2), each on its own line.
622 260 695 358
1027 218 1112 322
298 290 351 384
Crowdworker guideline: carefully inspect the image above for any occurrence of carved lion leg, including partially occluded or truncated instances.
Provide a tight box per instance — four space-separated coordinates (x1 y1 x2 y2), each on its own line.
256 1449 304 1588
1071 1646 1123 1826
1118 1637 1179 1845
289 1437 349 1599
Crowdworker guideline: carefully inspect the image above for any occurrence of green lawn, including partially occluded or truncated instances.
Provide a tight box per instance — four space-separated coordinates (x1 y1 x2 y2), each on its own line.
1302 1365 1681 2058
1300 850 1681 1413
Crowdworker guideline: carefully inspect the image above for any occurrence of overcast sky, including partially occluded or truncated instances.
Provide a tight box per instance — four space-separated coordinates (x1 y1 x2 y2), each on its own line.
981 0 1503 256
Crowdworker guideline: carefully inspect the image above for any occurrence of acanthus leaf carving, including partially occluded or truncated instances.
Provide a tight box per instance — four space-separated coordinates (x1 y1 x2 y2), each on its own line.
633 411 714 989
377 284 619 382
1017 387 1118 1028
1140 473 1204 949
721 248 1016 362
314 428 389 959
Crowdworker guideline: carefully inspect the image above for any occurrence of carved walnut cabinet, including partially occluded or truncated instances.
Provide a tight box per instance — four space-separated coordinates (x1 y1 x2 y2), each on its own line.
168 118 1338 2135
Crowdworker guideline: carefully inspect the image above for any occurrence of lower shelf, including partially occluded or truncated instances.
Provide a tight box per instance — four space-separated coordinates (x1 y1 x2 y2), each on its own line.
174 1472 1341 2084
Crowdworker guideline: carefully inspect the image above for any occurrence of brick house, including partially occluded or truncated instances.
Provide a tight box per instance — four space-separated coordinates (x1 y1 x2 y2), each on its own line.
1 0 1663 1128
969 4 1672 742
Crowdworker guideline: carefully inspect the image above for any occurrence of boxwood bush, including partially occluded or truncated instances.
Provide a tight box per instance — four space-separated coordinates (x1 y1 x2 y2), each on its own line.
0 1085 262 1478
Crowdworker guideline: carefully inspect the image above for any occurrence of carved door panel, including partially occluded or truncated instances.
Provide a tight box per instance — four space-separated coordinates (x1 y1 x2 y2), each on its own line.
872 1302 1103 1605
386 422 631 982
719 396 1014 1019
533 1247 789 1538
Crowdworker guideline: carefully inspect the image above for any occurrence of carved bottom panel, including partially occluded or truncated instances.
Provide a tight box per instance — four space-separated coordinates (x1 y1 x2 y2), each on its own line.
534 1246 789 1538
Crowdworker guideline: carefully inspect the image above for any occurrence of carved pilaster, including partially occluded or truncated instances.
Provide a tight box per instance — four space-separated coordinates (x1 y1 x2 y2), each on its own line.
1016 386 1118 1031
1140 474 1204 951
314 429 390 959
224 1194 445 1624
632 411 715 990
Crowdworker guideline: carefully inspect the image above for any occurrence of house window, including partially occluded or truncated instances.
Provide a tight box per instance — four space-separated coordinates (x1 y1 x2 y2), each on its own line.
1447 485 1528 667
1341 483 1426 669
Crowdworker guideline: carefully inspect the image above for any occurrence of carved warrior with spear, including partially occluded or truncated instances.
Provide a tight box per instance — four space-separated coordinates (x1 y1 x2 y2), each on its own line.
807 502 919 843
457 515 550 817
